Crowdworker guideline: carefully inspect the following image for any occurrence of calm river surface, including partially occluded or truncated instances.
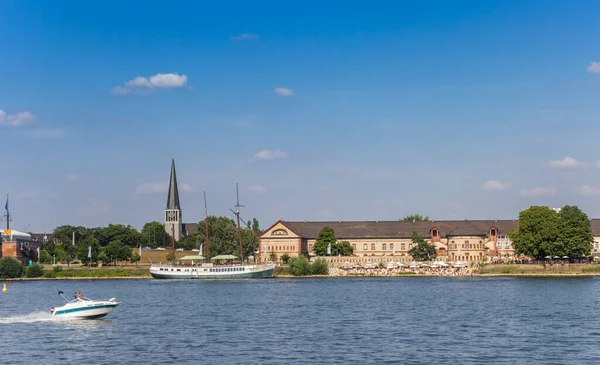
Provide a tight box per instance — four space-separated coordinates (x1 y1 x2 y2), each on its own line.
1 277 600 364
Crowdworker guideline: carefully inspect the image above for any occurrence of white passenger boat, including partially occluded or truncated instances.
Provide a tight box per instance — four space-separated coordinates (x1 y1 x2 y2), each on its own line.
50 291 120 319
150 261 276 279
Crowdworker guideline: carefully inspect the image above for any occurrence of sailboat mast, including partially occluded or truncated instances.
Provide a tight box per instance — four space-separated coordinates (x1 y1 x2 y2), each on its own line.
204 191 209 258
235 183 243 260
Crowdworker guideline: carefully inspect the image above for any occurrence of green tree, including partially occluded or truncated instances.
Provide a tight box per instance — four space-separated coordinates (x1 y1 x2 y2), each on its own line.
510 206 561 260
269 250 277 262
313 226 337 256
131 251 141 264
26 263 44 278
408 232 437 261
76 235 100 264
105 240 130 263
178 233 201 250
0 257 23 278
53 244 67 262
332 240 354 256
281 253 290 264
102 224 141 247
194 216 259 257
289 256 311 276
310 258 329 275
166 252 175 262
141 221 171 248
402 214 429 222
251 218 260 233
39 249 52 264
559 205 593 258
51 225 87 246
97 250 108 265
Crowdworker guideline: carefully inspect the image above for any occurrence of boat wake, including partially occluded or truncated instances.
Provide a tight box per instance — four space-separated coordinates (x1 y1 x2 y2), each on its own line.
0 311 78 324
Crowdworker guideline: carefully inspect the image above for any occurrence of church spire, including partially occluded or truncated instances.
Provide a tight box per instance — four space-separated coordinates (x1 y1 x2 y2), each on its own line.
166 158 181 210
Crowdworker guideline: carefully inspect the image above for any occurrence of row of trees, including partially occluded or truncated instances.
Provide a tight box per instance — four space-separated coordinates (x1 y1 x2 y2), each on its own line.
509 205 593 260
41 216 261 265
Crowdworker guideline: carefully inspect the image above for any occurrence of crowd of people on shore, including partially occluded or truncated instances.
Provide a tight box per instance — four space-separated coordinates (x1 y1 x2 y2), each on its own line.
329 266 473 277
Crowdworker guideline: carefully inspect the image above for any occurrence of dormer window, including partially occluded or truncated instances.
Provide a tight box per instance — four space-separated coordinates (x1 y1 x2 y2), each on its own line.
432 228 438 237
490 228 497 236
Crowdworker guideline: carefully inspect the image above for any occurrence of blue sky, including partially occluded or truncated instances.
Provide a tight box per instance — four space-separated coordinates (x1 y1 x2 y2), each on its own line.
2 0 600 232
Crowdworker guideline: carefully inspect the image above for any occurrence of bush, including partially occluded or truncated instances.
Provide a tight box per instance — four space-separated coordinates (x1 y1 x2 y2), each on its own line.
0 257 23 278
53 265 63 273
43 271 56 278
26 263 44 278
310 258 329 275
289 256 311 276
281 253 290 264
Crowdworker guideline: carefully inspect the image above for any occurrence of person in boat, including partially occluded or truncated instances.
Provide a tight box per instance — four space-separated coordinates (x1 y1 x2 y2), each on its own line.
73 292 78 299
77 291 83 299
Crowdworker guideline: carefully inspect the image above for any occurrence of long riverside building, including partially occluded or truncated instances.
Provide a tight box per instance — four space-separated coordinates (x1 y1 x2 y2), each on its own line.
258 219 600 263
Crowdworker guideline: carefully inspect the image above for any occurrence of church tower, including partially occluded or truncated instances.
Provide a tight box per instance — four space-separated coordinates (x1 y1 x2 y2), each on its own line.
165 158 182 241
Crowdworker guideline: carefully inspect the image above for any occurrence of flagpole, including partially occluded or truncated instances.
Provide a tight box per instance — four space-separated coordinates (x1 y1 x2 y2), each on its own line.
4 192 9 230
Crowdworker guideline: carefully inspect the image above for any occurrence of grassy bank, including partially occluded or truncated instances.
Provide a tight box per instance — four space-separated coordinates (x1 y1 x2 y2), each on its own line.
43 267 150 278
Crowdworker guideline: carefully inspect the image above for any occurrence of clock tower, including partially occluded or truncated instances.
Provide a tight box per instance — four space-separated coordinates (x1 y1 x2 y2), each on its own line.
165 158 182 241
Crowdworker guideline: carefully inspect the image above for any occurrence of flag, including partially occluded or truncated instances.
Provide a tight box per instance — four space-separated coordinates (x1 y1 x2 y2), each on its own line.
199 244 203 255
327 243 331 255
4 194 7 212
88 245 92 259
138 245 142 257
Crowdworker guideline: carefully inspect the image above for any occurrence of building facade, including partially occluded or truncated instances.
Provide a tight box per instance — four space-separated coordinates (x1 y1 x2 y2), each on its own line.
258 219 525 263
259 218 600 263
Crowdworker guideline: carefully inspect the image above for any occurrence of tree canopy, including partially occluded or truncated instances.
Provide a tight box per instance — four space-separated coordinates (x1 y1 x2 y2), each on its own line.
402 214 429 222
141 221 171 248
313 226 354 256
408 232 437 261
177 216 260 259
510 205 592 260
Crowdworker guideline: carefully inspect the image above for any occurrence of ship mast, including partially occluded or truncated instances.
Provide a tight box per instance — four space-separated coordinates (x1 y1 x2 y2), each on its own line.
204 191 209 258
234 183 244 261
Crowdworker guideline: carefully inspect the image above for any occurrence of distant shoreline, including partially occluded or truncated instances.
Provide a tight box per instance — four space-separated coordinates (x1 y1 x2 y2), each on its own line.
3 272 600 281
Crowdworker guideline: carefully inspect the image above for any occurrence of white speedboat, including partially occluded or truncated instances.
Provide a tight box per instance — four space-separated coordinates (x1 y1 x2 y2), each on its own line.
50 291 120 319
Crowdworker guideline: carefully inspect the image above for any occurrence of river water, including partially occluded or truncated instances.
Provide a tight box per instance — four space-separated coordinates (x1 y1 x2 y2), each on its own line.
1 277 600 364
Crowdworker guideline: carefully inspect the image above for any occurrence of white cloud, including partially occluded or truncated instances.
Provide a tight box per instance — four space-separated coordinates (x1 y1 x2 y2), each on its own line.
112 73 188 94
587 62 600 74
248 185 266 193
520 187 556 197
482 180 511 191
549 156 589 168
251 150 289 161
274 87 294 96
67 174 80 182
134 181 193 194
231 33 258 40
0 110 36 127
534 137 548 144
577 185 600 196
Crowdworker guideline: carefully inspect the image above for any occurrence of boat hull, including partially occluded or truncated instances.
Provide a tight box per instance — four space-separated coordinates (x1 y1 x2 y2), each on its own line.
150 264 275 279
51 303 119 319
